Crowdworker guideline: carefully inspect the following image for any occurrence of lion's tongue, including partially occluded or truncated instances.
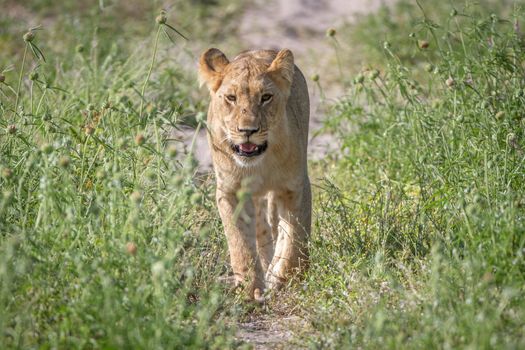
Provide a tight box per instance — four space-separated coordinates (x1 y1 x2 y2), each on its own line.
239 143 257 153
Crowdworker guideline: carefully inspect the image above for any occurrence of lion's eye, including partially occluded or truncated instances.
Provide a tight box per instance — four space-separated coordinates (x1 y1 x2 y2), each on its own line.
225 95 236 103
261 94 273 104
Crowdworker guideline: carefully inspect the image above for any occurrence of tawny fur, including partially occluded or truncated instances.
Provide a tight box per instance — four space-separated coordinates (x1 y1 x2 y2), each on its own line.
199 48 311 301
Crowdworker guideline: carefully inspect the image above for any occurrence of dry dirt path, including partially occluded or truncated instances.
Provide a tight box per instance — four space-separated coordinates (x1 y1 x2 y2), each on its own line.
236 314 304 350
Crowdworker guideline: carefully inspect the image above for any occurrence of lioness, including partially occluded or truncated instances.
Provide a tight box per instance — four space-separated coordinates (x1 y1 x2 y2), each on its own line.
199 48 311 301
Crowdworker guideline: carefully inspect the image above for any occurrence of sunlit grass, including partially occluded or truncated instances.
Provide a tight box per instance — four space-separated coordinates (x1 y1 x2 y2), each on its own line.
298 1 525 348
1 0 524 349
0 6 239 348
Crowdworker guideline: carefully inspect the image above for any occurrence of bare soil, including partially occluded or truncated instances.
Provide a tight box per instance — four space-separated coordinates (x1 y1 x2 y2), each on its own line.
237 315 305 350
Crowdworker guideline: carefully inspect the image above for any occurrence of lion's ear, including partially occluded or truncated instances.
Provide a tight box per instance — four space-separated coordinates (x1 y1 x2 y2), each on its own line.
267 49 295 94
199 48 230 92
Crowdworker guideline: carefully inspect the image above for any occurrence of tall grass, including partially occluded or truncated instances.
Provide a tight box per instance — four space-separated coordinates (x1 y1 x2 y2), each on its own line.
0 6 241 348
2 0 525 348
299 1 525 348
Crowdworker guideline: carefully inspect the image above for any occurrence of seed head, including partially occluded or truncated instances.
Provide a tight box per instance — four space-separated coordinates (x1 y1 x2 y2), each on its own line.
41 143 53 155
409 32 416 39
167 144 178 158
85 126 95 136
96 169 107 180
117 138 128 149
130 191 142 204
134 133 146 146
311 74 320 82
7 124 17 135
145 102 154 114
102 101 111 109
424 63 434 73
418 40 430 49
495 111 505 120
1 167 13 179
126 242 138 255
2 190 13 204
87 103 95 111
195 111 206 124
482 271 494 283
59 156 70 168
0 75 5 83
383 41 391 49
156 14 167 25
326 28 336 37
43 112 52 121
152 261 165 279
368 69 380 80
354 73 365 84
75 44 84 53
445 77 455 88
23 31 35 42
450 9 458 17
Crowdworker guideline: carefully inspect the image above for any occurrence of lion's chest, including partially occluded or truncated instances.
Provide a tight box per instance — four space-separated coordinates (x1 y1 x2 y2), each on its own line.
215 154 301 196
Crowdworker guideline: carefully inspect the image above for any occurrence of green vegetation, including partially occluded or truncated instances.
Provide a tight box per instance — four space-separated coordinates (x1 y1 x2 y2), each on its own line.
0 1 242 348
1 0 524 348
300 1 525 348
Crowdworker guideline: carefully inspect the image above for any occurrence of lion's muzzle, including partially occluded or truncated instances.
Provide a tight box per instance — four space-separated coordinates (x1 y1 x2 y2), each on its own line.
232 141 268 157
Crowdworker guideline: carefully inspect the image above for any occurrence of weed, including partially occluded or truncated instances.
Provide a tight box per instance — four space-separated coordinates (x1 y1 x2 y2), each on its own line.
1 0 524 348
299 1 525 348
0 2 241 348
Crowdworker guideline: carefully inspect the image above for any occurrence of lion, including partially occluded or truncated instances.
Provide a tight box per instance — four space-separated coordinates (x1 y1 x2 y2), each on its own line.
198 48 311 301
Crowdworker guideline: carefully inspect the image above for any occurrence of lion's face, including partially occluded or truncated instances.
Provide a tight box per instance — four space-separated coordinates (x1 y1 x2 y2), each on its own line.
216 65 281 159
199 49 295 165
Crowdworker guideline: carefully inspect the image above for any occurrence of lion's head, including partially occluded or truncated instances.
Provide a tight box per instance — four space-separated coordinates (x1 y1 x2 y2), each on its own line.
199 49 295 165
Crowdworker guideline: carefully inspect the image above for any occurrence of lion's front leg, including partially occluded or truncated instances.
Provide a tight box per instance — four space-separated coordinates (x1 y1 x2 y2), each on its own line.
255 196 274 274
266 179 311 289
216 189 265 300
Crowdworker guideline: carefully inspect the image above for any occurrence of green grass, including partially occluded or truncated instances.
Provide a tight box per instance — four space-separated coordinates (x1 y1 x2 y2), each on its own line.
1 0 525 349
298 1 525 348
0 2 244 348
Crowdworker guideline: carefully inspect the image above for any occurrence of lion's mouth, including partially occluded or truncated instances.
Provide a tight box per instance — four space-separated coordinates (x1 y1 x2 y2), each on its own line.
232 142 268 157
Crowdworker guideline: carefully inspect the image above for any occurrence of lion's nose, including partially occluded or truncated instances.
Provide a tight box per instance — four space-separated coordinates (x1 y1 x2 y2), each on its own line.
237 126 259 137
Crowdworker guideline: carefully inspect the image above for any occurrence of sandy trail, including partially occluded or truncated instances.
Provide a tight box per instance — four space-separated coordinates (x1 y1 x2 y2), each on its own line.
237 315 303 350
